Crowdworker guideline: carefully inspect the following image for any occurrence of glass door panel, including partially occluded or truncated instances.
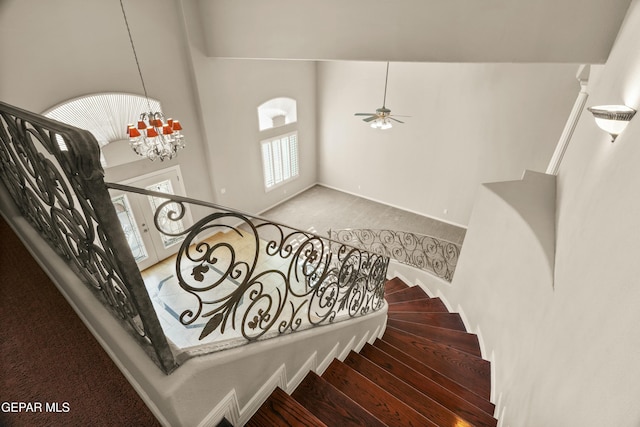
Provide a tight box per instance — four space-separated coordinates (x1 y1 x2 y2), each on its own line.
111 166 192 270
112 194 149 263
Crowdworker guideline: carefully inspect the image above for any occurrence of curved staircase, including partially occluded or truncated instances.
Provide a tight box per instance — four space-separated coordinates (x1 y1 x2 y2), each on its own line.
245 277 497 426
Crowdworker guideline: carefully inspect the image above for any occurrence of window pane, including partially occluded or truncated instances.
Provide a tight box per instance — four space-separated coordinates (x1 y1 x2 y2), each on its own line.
281 136 291 180
262 142 274 188
289 133 299 177
145 180 185 249
273 139 283 184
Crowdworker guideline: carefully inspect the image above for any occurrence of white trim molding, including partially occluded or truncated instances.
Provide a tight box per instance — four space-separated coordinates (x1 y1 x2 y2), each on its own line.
546 64 590 175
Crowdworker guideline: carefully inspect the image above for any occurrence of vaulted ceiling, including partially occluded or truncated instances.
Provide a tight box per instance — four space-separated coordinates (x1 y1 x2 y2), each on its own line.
194 0 632 63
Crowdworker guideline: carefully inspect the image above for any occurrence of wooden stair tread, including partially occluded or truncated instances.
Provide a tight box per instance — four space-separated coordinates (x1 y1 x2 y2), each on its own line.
246 276 497 426
246 387 327 427
322 359 437 427
385 286 430 303
388 297 448 313
381 328 492 399
388 311 467 331
372 339 495 413
344 351 476 426
292 371 385 427
387 318 481 356
359 343 497 425
384 277 409 295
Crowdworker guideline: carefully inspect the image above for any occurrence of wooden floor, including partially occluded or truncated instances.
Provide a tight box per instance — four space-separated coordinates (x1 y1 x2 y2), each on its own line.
246 277 497 427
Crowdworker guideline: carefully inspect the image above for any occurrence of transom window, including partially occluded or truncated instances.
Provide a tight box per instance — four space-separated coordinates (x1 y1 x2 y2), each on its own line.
257 97 297 131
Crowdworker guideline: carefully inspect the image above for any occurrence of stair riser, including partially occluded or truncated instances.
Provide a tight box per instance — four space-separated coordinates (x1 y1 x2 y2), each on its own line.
388 311 467 331
388 298 448 312
384 286 430 303
386 321 482 357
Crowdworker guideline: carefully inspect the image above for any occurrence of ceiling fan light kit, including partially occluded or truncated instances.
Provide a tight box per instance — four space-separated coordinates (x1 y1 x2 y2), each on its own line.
355 62 408 130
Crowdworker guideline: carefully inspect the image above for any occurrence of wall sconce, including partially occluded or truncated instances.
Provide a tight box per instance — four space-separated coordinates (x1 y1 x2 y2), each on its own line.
587 105 636 142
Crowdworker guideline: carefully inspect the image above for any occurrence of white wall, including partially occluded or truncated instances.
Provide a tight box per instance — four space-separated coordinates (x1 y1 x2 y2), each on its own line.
0 0 215 210
317 61 578 226
418 1 640 425
180 0 318 214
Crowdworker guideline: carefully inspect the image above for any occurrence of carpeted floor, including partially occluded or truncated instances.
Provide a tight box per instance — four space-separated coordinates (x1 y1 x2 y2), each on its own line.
0 217 161 427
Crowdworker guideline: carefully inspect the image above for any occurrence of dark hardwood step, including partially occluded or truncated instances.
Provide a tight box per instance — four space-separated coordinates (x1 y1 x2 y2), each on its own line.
384 277 409 295
387 319 481 356
385 286 430 303
359 343 497 425
371 339 495 414
382 328 492 399
388 297 448 313
388 311 467 331
322 359 437 427
344 351 472 426
292 371 385 427
246 387 327 427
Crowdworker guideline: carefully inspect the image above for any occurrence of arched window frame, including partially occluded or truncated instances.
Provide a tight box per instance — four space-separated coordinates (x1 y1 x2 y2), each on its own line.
43 93 162 168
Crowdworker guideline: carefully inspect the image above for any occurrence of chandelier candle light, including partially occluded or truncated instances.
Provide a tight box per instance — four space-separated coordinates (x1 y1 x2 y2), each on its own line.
120 0 185 161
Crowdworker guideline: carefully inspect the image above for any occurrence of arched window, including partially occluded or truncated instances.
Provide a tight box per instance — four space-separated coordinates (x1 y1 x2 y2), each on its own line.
257 97 299 191
43 93 162 167
257 97 297 131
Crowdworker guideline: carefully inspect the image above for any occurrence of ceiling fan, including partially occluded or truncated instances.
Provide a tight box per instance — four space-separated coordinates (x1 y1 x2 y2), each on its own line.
355 62 408 129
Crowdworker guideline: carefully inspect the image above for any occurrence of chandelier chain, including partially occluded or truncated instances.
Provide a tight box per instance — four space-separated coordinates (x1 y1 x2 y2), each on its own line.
119 0 152 112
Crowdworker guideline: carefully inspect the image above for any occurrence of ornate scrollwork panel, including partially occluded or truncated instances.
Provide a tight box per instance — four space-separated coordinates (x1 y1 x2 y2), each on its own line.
0 103 172 371
122 197 391 344
331 228 461 282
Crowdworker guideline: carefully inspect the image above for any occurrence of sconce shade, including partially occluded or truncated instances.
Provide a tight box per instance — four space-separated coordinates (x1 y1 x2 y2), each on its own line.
587 105 636 142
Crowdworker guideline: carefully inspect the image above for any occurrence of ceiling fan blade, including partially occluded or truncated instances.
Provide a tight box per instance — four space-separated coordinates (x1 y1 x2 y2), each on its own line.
391 115 411 117
389 117 404 123
363 116 378 122
355 113 376 116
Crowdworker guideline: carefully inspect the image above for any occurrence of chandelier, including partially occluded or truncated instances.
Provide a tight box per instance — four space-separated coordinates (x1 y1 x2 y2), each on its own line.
126 114 184 161
120 0 185 161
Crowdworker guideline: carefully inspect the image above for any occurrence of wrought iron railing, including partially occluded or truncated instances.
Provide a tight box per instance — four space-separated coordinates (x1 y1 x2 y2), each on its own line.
0 101 177 373
0 100 389 372
107 183 389 347
330 228 461 282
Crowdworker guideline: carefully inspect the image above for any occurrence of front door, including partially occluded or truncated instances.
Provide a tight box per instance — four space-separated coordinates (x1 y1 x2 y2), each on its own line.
110 166 191 270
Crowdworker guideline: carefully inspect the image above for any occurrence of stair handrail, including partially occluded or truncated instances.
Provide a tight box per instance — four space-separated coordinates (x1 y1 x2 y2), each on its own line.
107 182 390 347
329 228 461 282
0 100 177 373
